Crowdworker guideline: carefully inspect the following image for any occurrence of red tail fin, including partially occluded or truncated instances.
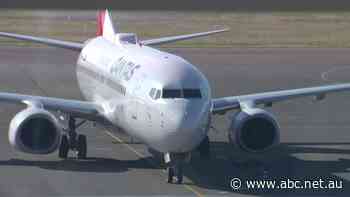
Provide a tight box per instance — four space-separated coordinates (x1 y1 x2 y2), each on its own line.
96 10 106 36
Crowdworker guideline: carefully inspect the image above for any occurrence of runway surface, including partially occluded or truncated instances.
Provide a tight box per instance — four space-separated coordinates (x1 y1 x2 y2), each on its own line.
1 47 350 196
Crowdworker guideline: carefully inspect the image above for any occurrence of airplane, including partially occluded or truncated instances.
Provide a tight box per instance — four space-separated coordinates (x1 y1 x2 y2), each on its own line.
1 10 350 184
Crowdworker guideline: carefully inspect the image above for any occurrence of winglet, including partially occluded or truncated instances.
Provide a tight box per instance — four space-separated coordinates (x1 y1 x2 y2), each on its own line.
96 9 116 42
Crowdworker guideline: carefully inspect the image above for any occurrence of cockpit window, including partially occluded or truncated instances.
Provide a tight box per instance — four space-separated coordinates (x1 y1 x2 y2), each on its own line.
155 90 161 99
149 88 161 100
149 88 156 98
162 88 202 99
162 89 182 98
183 89 202 98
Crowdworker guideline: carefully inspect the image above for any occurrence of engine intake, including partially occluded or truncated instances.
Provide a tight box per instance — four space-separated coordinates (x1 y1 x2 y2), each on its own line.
229 108 280 153
9 107 62 154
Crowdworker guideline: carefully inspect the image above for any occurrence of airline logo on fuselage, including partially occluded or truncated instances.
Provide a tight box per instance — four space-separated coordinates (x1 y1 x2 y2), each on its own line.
109 56 141 81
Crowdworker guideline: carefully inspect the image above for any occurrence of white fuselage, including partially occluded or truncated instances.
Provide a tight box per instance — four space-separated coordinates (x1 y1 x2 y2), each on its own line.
76 37 212 153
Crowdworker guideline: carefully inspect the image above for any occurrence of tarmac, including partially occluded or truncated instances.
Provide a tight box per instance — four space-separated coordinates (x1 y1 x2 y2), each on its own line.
1 47 350 196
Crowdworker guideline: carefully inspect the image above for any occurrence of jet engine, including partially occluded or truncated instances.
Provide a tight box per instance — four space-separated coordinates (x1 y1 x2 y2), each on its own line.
228 108 280 153
8 107 62 154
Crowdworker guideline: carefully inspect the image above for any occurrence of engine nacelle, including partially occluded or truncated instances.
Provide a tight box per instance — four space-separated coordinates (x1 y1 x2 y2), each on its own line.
9 107 62 154
228 108 280 153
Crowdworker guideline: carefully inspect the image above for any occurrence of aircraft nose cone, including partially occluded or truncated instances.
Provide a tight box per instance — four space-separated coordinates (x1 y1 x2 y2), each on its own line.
167 101 197 131
162 101 209 152
170 110 190 130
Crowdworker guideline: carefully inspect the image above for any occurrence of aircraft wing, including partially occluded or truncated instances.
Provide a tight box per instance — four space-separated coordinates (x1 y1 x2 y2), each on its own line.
0 32 84 51
212 83 350 114
0 92 104 120
141 28 229 46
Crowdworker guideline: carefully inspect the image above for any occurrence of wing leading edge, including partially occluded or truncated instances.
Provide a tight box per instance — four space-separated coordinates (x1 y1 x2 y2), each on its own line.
0 28 229 49
0 92 103 120
141 28 229 46
212 83 350 114
0 32 84 51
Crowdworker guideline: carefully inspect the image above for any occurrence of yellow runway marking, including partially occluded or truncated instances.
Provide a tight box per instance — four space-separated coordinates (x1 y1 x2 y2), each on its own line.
184 185 205 197
104 130 205 197
105 130 144 158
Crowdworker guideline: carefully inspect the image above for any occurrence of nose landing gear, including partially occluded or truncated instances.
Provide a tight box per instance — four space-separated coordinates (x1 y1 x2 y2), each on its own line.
167 163 184 184
165 152 189 184
58 116 88 159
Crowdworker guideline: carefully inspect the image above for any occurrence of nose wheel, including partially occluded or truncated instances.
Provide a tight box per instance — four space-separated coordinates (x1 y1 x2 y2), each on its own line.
58 116 88 159
167 163 184 184
165 153 189 184
167 166 175 183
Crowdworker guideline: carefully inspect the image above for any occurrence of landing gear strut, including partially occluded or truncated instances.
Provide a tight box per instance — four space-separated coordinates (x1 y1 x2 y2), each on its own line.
165 153 189 184
58 116 87 159
167 163 184 184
